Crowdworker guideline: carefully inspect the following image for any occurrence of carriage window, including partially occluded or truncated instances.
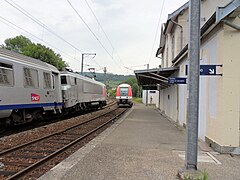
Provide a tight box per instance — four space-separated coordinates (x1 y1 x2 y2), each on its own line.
23 68 39 88
52 75 55 89
0 62 14 86
61 76 67 84
120 87 128 96
43 72 51 89
74 78 77 85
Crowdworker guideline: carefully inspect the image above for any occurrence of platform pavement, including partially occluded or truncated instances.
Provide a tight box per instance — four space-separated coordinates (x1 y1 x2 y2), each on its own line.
40 103 240 180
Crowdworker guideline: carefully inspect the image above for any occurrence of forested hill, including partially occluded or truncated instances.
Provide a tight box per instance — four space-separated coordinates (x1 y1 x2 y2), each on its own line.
83 72 139 97
83 72 134 83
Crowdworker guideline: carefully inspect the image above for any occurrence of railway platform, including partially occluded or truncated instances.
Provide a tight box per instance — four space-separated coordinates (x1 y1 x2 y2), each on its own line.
40 103 240 180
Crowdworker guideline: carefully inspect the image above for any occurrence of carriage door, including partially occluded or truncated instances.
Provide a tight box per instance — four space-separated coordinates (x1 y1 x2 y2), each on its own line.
52 72 60 104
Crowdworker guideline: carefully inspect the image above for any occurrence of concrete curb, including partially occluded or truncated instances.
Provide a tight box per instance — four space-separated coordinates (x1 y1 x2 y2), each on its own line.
39 107 134 180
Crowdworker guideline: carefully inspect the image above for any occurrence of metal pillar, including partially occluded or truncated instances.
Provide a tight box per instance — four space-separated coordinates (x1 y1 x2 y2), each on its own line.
186 0 200 170
146 64 149 106
104 67 107 85
146 88 148 105
81 53 96 75
81 53 84 75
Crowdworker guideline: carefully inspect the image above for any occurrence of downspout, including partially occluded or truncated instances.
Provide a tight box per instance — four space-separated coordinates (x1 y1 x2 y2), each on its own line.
156 55 163 68
170 19 182 123
159 87 161 110
157 84 161 111
222 20 240 31
170 19 183 50
177 84 179 123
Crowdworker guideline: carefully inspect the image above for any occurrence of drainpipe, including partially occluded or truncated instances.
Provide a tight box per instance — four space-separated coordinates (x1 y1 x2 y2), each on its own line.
222 20 240 31
170 20 182 123
170 19 183 50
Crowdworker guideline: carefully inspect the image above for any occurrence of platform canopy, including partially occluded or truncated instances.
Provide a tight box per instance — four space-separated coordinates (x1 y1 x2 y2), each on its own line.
134 67 179 89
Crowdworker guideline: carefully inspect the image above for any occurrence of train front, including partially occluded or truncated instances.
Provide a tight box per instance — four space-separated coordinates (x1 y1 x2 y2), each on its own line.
116 84 133 107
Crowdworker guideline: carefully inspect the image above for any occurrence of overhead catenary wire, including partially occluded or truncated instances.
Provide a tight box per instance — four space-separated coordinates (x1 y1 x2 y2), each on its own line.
3 0 127 73
147 0 165 65
3 0 103 70
4 0 83 54
84 0 115 51
0 18 26 38
85 54 102 68
84 0 127 70
66 0 125 72
0 16 78 63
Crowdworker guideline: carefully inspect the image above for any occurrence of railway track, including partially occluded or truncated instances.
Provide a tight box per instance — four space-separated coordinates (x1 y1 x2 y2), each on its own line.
0 106 128 179
0 99 116 137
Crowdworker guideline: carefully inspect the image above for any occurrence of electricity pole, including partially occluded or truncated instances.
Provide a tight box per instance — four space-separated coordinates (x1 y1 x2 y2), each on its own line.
178 1 202 178
186 0 201 171
146 64 149 105
103 67 107 85
81 53 96 75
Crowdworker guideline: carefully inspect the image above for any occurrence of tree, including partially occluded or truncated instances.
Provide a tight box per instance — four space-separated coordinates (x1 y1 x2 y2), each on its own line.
1 36 68 70
2 35 32 53
22 43 68 70
132 83 139 97
124 77 140 98
107 88 116 98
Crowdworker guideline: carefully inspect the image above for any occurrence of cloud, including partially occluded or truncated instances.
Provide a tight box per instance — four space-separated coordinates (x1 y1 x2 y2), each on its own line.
0 0 188 74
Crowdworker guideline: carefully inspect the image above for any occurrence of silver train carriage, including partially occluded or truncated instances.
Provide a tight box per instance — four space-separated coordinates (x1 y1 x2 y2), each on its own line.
60 71 107 112
0 48 62 125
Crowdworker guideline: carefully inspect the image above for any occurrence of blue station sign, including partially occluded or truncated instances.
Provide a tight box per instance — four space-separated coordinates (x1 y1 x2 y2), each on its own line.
186 65 222 76
168 77 187 84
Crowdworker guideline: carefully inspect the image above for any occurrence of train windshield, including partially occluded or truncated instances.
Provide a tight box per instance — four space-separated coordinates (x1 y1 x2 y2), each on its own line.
61 76 67 84
120 87 128 96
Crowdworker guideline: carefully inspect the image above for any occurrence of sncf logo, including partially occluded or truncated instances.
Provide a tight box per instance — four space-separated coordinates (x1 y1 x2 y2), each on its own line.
31 93 40 102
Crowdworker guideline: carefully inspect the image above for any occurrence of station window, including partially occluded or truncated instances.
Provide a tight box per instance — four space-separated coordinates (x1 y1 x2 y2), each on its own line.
0 62 14 86
23 67 39 88
43 72 51 89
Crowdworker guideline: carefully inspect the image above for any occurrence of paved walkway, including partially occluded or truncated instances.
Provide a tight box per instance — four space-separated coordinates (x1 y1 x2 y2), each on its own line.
40 103 240 180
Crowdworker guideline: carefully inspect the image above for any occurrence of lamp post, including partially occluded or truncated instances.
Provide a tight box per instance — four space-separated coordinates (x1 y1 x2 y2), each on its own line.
81 53 96 75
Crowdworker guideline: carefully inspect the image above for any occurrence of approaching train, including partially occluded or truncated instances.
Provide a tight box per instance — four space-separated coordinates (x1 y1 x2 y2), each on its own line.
0 48 107 126
116 83 133 107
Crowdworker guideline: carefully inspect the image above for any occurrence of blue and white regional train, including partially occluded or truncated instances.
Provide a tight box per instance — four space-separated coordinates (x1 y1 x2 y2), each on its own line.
0 48 107 126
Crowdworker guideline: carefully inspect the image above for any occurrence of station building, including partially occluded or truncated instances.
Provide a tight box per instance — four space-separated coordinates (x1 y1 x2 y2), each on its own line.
135 0 240 153
142 90 159 106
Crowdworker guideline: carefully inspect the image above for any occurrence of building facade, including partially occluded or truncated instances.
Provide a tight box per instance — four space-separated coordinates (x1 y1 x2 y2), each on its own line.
135 0 240 153
142 90 159 106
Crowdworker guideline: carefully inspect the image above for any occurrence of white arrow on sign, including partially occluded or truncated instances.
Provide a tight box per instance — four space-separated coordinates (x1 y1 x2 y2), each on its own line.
209 69 215 74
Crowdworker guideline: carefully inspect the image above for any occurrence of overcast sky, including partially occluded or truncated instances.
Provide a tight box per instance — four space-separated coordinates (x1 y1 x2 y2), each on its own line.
0 0 188 75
